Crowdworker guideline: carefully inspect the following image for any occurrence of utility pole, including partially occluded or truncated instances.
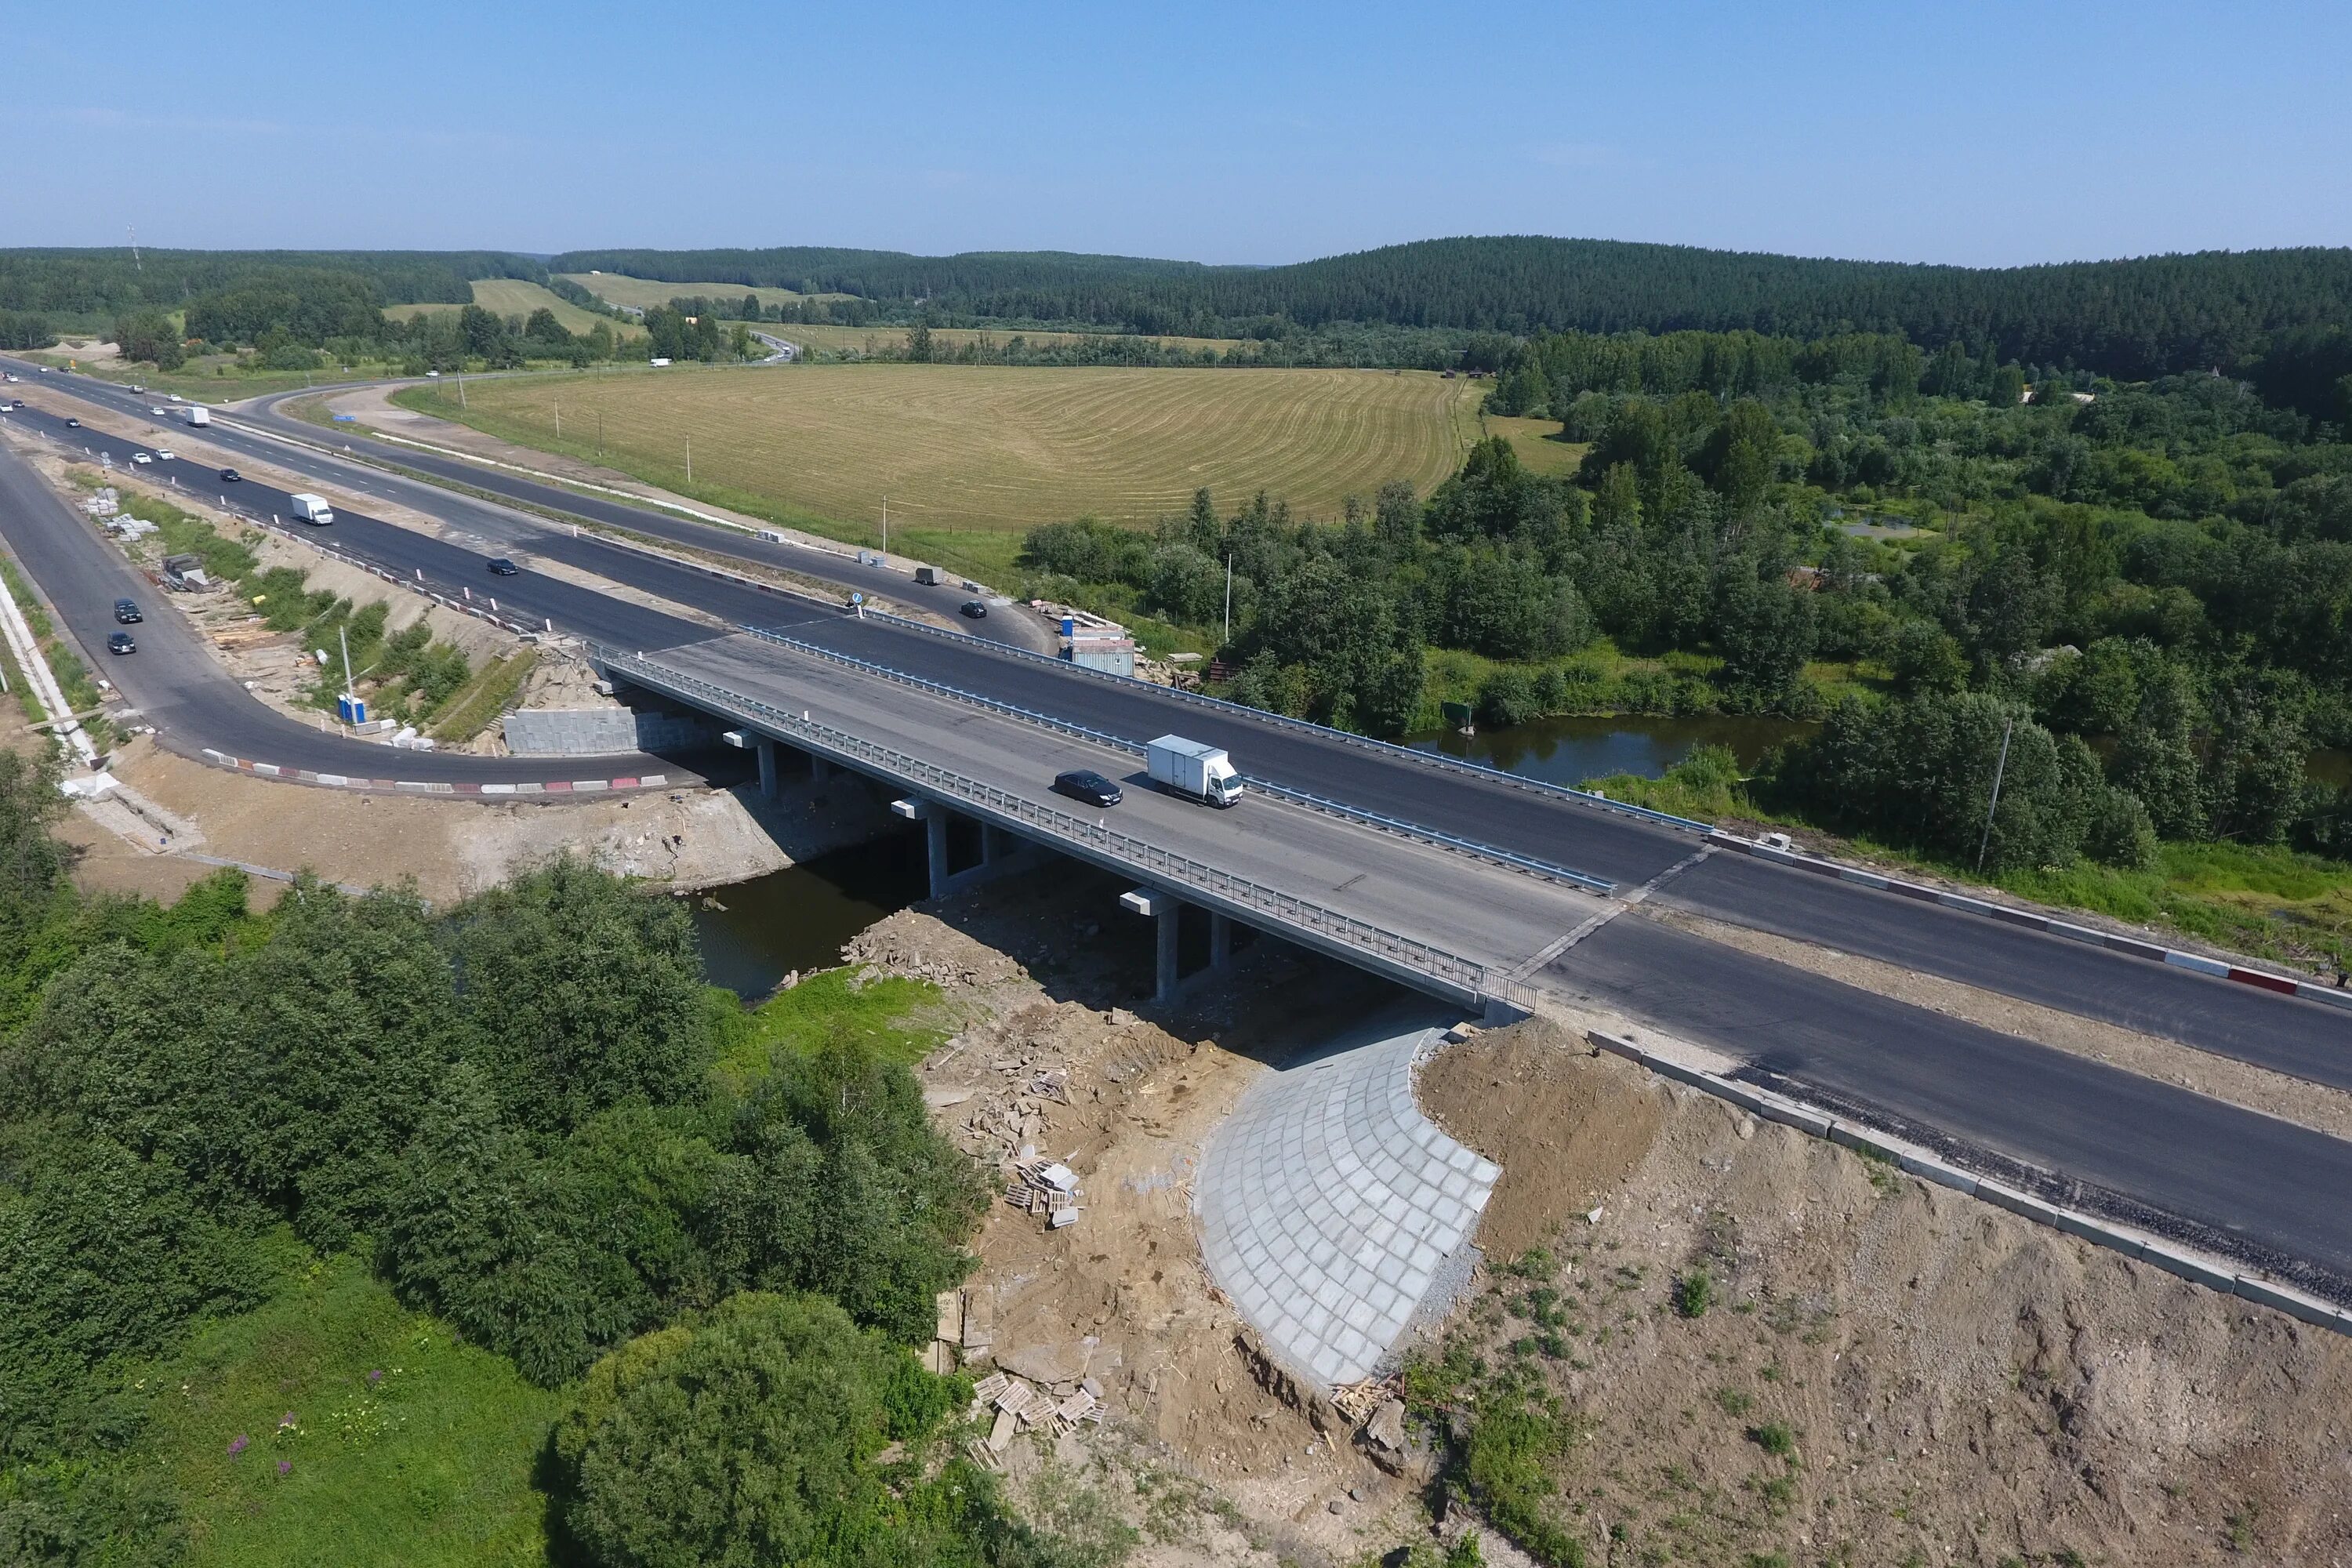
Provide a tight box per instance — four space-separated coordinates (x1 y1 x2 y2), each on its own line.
881 495 889 555
456 372 466 409
1223 555 1233 643
554 401 561 440
128 227 140 270
1975 717 2014 871
685 434 691 483
339 623 355 713
598 405 604 454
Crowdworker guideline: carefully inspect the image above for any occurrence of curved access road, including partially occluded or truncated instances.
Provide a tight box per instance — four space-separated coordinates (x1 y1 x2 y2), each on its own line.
0 430 721 789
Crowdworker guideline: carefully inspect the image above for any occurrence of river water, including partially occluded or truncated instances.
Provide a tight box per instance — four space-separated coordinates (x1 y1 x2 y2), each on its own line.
686 828 927 996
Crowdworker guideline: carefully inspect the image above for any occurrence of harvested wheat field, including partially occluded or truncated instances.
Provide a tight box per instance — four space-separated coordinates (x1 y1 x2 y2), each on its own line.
426 363 1486 533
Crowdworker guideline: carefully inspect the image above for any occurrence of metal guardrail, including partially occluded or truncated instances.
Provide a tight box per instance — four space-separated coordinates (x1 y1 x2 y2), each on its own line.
737 623 1617 896
854 607 1718 837
590 641 1534 1008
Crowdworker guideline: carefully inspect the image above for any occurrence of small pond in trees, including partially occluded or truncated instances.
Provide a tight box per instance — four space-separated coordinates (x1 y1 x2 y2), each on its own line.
1410 712 1813 789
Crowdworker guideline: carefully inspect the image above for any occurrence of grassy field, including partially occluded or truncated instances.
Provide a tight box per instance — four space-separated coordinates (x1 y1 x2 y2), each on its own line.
557 271 851 311
388 278 630 337
398 363 1486 548
1484 412 1588 477
139 1245 561 1568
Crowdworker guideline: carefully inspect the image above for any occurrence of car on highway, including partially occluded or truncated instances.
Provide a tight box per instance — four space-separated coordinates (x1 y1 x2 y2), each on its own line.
151 406 167 416
168 393 182 402
129 384 144 394
64 418 78 428
131 452 152 465
107 632 135 655
960 599 989 619
487 557 520 575
114 599 142 623
218 468 241 482
155 448 174 460
1052 768 1123 808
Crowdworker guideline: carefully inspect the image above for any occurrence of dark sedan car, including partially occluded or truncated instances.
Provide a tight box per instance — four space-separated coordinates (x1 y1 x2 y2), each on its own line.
64 418 79 428
959 599 989 619
487 557 520 575
114 598 141 623
107 632 136 655
218 467 241 482
1052 768 1123 808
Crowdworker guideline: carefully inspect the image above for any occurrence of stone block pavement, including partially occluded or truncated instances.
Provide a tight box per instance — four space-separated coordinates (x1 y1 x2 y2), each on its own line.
1194 1010 1500 1388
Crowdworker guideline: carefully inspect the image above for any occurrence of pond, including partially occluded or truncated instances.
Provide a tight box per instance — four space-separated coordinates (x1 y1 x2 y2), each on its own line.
686 828 927 996
1409 712 1813 789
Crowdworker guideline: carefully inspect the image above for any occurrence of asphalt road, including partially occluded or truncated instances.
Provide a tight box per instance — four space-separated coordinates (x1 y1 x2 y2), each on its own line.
9 362 1056 655
10 368 2347 1085
1551 914 2352 1293
0 426 717 785
10 365 2352 1293
1655 848 2352 1093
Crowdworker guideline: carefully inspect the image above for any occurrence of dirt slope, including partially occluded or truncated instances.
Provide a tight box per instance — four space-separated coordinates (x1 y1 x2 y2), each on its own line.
1420 1018 2352 1567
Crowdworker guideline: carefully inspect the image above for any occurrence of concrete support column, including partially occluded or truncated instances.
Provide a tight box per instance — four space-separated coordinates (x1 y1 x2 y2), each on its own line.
1210 912 1234 972
1156 902 1181 1005
756 738 778 799
809 753 832 785
926 811 949 898
982 824 1013 866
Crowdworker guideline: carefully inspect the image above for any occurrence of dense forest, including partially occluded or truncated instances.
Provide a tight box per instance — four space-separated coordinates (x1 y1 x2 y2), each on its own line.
550 238 2352 379
0 249 537 323
12 240 2351 385
0 756 1090 1566
1022 321 2352 891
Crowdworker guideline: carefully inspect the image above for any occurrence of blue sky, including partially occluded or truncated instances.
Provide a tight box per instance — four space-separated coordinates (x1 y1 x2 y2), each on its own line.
5 1 2344 266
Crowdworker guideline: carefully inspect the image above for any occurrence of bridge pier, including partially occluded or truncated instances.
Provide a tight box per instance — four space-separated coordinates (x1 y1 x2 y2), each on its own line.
1210 911 1234 974
756 737 779 799
1120 887 1194 1005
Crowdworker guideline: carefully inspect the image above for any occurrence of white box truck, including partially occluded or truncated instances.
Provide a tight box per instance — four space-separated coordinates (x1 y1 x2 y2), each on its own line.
1147 735 1243 808
183 405 210 426
289 493 335 525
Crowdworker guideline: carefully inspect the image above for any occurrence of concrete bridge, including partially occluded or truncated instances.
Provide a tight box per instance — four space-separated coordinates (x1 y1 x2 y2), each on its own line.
595 629 1613 1015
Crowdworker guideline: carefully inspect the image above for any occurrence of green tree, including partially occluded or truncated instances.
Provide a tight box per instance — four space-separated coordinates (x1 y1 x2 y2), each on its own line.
550 1294 967 1568
447 858 711 1133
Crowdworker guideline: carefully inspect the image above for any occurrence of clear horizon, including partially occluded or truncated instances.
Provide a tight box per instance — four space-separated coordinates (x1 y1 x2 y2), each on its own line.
5 0 2345 269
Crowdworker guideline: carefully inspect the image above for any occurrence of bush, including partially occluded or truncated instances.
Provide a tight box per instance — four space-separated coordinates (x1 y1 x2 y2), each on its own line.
1748 1421 1796 1457
1476 668 1541 728
1671 1269 1712 1318
550 1294 998 1568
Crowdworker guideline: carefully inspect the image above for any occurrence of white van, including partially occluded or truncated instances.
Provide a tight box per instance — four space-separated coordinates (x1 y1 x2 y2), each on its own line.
290 493 335 525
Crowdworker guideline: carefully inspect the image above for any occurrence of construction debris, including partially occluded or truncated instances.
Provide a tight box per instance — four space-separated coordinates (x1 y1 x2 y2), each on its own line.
1005 1156 1083 1228
972 1367 1104 1446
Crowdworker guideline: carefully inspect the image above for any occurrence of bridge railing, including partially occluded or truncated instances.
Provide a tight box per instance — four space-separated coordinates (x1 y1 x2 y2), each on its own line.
736 623 1615 895
591 641 1534 1009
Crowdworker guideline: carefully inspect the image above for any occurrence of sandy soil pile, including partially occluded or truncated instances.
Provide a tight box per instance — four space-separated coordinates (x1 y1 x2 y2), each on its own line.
1419 1018 2352 1567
